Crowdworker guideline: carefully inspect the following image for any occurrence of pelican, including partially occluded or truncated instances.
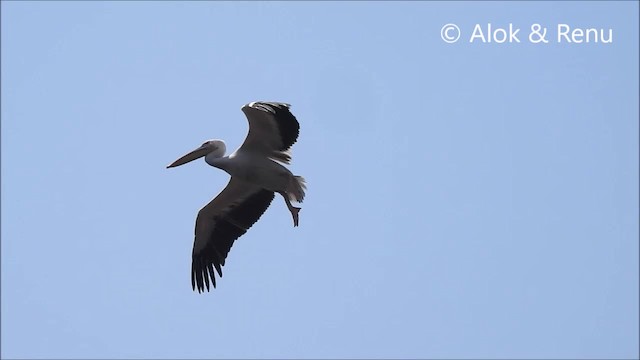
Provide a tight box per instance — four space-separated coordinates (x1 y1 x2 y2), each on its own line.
167 101 306 293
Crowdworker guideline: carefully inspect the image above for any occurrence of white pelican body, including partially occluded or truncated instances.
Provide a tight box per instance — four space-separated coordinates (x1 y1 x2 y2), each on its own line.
167 101 306 293
210 151 296 194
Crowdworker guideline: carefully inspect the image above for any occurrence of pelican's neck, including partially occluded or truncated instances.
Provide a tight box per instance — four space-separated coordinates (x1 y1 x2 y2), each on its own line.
205 153 231 172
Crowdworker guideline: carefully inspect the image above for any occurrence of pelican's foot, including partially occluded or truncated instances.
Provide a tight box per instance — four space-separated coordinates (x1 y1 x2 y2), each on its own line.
290 206 300 227
278 191 301 227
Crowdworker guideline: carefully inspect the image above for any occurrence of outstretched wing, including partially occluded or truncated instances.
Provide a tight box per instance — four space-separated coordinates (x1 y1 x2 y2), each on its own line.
192 177 274 292
239 101 300 163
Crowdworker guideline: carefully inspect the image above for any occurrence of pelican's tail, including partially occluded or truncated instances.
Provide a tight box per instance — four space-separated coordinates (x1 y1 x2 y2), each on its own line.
288 176 306 203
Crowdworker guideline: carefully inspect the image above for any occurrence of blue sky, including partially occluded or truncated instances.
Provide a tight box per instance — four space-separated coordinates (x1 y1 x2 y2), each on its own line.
1 1 638 359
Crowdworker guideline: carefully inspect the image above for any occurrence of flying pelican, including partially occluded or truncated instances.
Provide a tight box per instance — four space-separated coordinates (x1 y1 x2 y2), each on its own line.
167 101 306 293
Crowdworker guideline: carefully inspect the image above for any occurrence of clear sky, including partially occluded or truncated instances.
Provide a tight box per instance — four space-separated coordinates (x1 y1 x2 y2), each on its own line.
1 1 638 359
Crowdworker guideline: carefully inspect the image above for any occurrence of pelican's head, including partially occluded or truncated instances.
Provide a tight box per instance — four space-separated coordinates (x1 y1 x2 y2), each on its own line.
166 139 227 168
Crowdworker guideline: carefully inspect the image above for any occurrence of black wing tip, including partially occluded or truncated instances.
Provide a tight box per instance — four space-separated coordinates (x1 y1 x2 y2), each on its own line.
241 101 300 151
191 257 220 293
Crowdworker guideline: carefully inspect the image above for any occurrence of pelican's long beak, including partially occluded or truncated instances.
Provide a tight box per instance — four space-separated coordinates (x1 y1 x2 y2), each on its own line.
167 146 210 168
